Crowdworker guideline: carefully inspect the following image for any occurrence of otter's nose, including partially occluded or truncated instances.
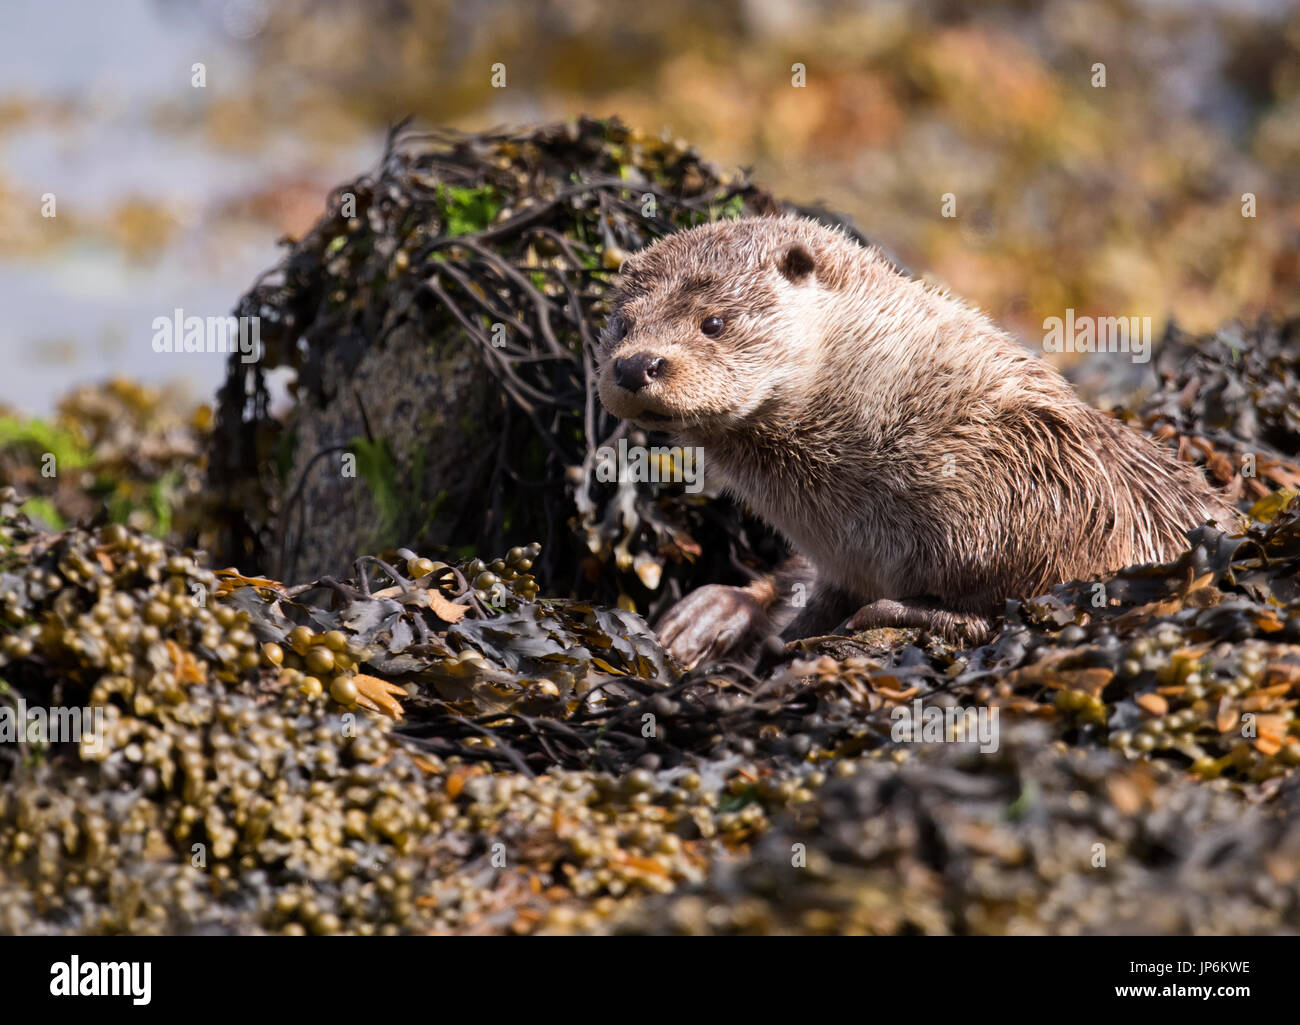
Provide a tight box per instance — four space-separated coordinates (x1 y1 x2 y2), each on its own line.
613 353 667 393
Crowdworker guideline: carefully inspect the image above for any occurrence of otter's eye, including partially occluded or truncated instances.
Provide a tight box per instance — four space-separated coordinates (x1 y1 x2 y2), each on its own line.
606 313 628 344
700 316 725 337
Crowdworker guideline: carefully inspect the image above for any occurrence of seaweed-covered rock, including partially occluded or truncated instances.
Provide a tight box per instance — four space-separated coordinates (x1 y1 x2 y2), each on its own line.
0 379 211 542
1076 317 1300 505
210 117 847 616
7 430 1300 933
581 724 1300 935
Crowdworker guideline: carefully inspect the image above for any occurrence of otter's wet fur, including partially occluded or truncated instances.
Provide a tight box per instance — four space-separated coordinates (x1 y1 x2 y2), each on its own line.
597 215 1239 664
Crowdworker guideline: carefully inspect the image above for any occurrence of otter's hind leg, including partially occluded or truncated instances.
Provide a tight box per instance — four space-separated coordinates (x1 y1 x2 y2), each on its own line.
843 598 994 647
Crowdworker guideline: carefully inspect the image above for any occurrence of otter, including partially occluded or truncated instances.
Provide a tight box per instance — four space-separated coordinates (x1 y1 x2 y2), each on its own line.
596 215 1239 667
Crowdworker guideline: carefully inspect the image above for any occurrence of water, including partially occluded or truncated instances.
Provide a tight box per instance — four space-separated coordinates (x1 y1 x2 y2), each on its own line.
0 0 377 414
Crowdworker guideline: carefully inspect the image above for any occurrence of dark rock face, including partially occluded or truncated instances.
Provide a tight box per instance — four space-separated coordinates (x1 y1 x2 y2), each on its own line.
276 321 492 583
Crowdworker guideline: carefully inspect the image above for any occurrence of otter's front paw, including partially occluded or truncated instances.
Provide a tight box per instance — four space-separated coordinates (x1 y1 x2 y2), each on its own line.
656 584 769 669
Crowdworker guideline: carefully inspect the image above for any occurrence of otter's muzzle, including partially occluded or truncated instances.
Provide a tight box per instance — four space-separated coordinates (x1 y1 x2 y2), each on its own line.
613 353 667 393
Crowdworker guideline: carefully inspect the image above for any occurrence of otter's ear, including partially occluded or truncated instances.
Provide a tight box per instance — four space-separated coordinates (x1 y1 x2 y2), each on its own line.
778 244 815 283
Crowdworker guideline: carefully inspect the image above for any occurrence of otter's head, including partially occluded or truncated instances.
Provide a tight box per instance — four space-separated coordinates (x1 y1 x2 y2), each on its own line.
597 216 846 437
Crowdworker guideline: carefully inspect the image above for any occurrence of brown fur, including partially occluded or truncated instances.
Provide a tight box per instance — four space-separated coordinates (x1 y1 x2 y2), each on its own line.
597 216 1239 656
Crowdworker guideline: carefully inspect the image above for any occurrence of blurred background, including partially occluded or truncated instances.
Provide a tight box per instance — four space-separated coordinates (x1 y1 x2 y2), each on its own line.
1 0 1299 415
